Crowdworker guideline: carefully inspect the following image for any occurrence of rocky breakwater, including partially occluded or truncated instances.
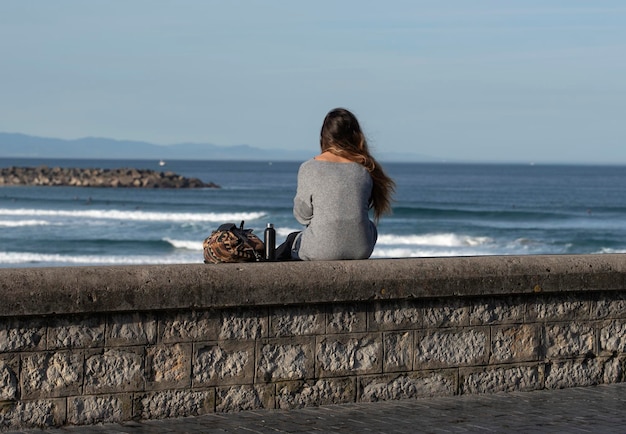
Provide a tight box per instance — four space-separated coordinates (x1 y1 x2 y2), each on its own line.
0 165 219 188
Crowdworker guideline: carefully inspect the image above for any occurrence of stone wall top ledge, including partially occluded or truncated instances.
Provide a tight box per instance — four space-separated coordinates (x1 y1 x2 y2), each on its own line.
1 254 625 317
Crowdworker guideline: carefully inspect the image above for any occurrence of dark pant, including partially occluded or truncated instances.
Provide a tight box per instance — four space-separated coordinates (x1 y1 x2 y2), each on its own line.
275 231 301 261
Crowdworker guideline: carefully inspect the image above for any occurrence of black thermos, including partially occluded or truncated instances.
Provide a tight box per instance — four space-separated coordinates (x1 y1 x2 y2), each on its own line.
264 223 276 261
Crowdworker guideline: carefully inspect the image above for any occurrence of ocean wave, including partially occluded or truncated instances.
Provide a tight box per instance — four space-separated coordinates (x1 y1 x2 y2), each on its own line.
594 248 626 254
164 238 203 251
0 208 266 223
0 251 201 266
377 233 494 247
372 233 563 258
371 247 486 258
276 227 300 237
0 219 52 227
392 205 565 221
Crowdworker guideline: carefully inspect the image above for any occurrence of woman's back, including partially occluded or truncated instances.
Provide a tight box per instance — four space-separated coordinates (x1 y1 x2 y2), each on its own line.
293 159 377 260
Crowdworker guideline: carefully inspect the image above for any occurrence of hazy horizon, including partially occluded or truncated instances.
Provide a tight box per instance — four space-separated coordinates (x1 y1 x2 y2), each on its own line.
3 131 626 166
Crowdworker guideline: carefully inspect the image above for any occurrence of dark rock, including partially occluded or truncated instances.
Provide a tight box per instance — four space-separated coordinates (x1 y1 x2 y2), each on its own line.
0 166 220 189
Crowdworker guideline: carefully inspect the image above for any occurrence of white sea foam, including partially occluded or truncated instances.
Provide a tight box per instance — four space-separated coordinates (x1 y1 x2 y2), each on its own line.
376 233 493 247
0 219 51 227
0 251 201 266
164 238 203 250
595 248 626 254
372 247 487 258
0 208 266 223
276 227 300 237
372 233 555 258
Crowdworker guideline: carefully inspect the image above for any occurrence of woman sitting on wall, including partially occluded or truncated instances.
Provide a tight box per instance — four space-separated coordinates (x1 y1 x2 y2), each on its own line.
276 108 395 261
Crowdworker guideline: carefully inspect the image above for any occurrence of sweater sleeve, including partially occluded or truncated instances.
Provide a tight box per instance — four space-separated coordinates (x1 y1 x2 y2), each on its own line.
293 163 313 225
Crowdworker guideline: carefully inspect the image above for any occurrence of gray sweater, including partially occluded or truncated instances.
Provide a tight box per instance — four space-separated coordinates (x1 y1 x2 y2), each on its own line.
292 159 377 260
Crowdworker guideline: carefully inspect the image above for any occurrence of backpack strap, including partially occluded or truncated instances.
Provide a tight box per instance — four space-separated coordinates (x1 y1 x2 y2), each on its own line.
233 220 263 261
217 223 237 232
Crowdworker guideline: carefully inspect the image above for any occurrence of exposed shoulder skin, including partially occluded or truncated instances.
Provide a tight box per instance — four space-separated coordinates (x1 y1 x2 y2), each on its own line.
314 151 353 163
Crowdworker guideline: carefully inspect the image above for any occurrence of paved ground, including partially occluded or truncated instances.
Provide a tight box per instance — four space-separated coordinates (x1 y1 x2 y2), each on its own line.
9 383 626 433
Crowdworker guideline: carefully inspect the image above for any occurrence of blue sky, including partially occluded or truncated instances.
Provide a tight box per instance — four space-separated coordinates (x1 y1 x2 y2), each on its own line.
1 1 625 163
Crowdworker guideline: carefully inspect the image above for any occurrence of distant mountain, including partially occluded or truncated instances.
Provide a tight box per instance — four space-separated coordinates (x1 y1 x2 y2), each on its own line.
0 132 434 163
0 132 313 161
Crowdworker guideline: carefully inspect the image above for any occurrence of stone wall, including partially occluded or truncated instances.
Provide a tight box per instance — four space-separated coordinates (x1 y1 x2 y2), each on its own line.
1 254 625 430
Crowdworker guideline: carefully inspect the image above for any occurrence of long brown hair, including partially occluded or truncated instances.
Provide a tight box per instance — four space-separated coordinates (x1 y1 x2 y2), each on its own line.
320 108 395 222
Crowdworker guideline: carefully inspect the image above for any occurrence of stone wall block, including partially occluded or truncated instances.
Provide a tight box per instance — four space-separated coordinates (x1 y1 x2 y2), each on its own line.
327 304 366 334
0 356 18 401
527 295 590 322
215 384 274 413
545 323 595 359
107 313 157 346
415 327 489 369
384 331 413 372
603 356 626 383
470 297 525 325
257 337 314 383
359 371 456 402
591 294 626 320
47 316 105 349
84 348 144 394
316 333 382 378
600 320 626 354
135 389 215 419
220 308 268 340
193 341 254 387
0 398 65 431
423 299 470 328
67 394 132 426
545 358 604 389
0 318 46 352
271 307 324 337
21 351 83 399
146 343 191 389
160 310 219 343
491 324 540 363
276 378 355 409
460 364 543 394
369 300 422 331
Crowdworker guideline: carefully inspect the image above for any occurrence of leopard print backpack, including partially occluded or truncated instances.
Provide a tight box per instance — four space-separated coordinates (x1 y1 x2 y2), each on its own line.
203 221 264 263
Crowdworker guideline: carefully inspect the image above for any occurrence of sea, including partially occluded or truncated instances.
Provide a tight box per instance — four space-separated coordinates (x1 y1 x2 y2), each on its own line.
1 158 625 268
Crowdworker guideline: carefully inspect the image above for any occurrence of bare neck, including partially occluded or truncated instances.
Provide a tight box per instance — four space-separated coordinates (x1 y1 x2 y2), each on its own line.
314 151 353 163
